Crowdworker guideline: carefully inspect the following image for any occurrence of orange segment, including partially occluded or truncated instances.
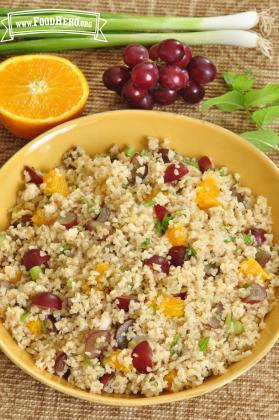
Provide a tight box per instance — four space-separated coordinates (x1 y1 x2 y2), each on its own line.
196 176 221 210
43 169 69 197
0 55 89 139
166 225 187 246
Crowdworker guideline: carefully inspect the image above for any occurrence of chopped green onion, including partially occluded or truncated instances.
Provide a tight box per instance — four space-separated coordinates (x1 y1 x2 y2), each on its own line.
29 266 43 281
141 238 150 250
219 169 226 176
183 158 199 169
185 245 198 259
0 233 6 247
242 233 253 245
144 200 155 207
225 311 234 332
152 304 157 315
170 333 181 356
233 320 244 335
58 244 71 255
225 312 244 335
224 236 236 243
41 320 48 334
140 149 148 157
199 336 210 352
122 182 129 189
83 354 96 367
67 279 76 288
80 195 93 209
155 214 173 235
120 265 127 272
20 311 32 323
243 283 250 289
125 146 135 157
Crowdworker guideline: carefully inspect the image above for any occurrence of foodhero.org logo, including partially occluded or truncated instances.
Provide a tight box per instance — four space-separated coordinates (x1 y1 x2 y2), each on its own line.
0 9 107 42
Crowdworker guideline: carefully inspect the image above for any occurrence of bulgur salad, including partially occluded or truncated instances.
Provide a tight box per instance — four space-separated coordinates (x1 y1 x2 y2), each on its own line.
0 138 278 397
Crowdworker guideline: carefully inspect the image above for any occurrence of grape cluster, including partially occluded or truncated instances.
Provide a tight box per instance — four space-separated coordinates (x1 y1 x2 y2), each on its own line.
102 39 217 109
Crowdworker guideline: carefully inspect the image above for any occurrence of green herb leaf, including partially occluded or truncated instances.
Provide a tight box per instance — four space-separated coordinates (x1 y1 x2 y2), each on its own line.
144 200 155 207
20 311 32 323
125 146 135 157
224 70 255 92
198 336 210 352
183 157 199 169
242 233 253 245
251 105 279 127
58 244 71 255
185 245 197 259
83 354 96 367
155 215 173 235
224 236 236 243
232 320 244 335
240 129 279 152
140 149 148 157
170 333 181 356
202 91 244 112
141 237 150 250
219 169 226 176
244 84 279 108
67 278 76 288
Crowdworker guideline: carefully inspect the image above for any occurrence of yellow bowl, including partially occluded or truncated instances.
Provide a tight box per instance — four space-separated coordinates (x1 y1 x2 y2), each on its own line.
0 110 278 406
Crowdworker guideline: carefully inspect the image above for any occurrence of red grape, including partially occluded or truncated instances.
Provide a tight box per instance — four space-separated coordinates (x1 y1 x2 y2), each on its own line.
23 248 49 270
154 204 170 221
153 86 178 105
25 166 43 185
144 255 170 274
85 330 110 359
159 65 189 90
99 372 115 388
180 80 205 104
164 163 188 182
103 66 130 93
198 156 212 172
175 44 192 68
123 44 149 67
168 246 186 267
149 43 159 61
122 81 147 104
255 250 271 267
131 62 159 89
115 319 134 349
173 291 187 300
131 93 154 110
244 283 267 304
187 56 217 85
57 212 77 229
31 292 62 310
158 39 184 63
159 148 171 163
54 352 66 375
132 340 153 373
116 295 137 312
244 227 266 244
12 214 32 227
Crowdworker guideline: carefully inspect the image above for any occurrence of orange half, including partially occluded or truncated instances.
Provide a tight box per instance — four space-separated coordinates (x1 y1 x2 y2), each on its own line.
0 54 89 139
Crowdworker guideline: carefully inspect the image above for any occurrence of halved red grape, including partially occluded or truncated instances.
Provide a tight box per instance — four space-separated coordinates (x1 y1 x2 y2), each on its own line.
168 246 186 267
96 206 110 222
103 66 130 93
115 319 134 349
180 80 205 104
12 214 33 227
175 44 192 68
198 156 212 172
122 81 147 104
149 43 159 61
244 227 266 244
25 166 43 185
116 295 137 312
245 282 267 304
131 93 154 110
31 292 62 310
255 249 271 267
54 351 66 375
187 56 217 85
144 255 170 274
23 248 49 270
159 65 189 90
85 330 110 359
132 340 153 373
164 163 188 183
131 62 159 89
153 87 178 105
123 44 149 67
208 314 221 329
57 212 77 229
154 204 170 221
100 372 115 388
172 291 187 300
158 39 184 64
159 148 171 163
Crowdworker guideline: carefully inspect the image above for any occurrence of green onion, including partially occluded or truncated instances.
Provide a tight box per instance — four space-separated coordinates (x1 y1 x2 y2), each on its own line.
185 246 198 259
67 279 76 288
125 146 135 157
83 354 96 367
144 200 155 207
20 311 32 323
155 215 173 235
242 233 253 245
243 283 250 289
58 244 71 255
140 149 148 157
219 169 226 176
224 236 236 243
199 336 210 352
0 233 6 246
170 333 181 356
80 195 93 209
141 238 150 250
225 311 234 332
41 320 48 334
225 312 244 335
29 266 43 281
183 158 199 169
233 320 244 335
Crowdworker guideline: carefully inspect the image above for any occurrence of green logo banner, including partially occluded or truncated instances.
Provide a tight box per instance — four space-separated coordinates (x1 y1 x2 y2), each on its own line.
0 9 107 42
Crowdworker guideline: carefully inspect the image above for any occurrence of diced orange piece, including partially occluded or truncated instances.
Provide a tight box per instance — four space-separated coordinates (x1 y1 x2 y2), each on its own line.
159 295 185 318
82 281 91 294
164 369 177 391
32 208 55 226
239 258 269 280
166 225 187 246
196 176 221 210
43 169 69 197
95 262 110 282
26 320 42 336
144 187 161 201
106 350 131 373
9 271 21 284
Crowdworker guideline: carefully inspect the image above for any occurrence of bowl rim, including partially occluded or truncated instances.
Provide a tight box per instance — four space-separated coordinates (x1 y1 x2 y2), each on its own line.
0 109 279 406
